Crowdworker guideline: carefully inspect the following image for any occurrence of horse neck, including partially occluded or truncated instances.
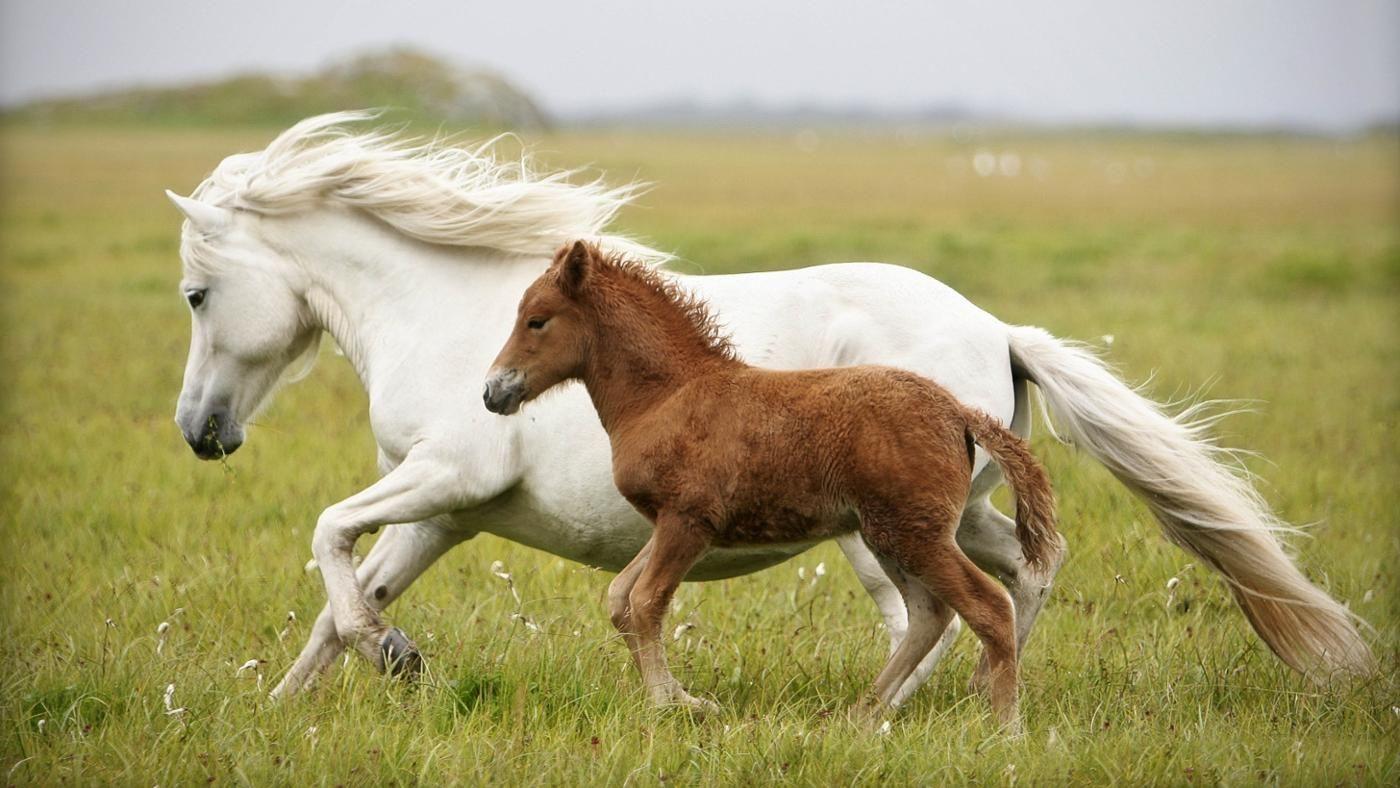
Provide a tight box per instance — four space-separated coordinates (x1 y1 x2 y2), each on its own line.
580 281 738 433
261 208 545 395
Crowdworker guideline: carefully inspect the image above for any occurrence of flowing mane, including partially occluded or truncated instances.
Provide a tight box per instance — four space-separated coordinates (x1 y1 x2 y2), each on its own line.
189 110 668 264
583 246 737 362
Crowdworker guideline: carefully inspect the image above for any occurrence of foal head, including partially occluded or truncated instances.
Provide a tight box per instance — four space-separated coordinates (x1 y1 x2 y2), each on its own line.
483 241 601 414
483 240 736 415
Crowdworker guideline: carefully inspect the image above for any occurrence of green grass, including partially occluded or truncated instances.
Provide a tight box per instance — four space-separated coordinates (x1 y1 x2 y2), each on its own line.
1 125 1397 784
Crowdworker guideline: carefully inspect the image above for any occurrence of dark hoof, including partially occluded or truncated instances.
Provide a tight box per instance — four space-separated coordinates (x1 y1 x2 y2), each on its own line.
379 627 422 678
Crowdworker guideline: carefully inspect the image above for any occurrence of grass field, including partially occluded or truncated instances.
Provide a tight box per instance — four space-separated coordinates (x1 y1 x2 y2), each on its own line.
1 123 1397 785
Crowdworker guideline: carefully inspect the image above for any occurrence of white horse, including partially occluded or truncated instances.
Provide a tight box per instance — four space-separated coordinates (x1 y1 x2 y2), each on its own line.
167 112 1370 704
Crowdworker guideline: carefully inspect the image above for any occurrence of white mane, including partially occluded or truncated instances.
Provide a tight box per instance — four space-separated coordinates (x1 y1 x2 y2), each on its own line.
190 110 668 264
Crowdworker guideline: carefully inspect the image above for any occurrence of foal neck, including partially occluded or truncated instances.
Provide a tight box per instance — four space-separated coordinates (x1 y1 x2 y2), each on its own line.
580 264 740 431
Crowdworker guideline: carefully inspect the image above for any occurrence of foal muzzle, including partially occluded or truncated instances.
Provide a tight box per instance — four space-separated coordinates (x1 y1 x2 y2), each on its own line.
482 368 526 415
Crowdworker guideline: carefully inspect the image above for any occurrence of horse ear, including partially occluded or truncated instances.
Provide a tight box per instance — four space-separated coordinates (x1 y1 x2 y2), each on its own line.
165 190 232 233
559 240 593 297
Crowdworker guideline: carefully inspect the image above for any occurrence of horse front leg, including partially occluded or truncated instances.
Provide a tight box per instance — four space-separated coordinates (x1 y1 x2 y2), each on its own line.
310 452 469 673
271 518 472 698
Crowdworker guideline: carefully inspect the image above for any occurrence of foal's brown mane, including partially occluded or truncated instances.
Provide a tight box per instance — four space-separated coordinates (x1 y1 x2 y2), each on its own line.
571 245 738 363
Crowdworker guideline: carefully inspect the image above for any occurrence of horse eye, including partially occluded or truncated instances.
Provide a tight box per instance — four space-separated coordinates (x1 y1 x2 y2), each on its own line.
186 289 207 309
527 317 548 330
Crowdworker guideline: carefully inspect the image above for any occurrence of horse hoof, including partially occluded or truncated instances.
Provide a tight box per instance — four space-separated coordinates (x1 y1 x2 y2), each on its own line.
670 694 719 716
379 627 422 678
846 698 890 729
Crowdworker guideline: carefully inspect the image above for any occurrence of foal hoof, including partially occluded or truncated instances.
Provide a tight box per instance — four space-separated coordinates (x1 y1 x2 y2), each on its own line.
379 627 422 678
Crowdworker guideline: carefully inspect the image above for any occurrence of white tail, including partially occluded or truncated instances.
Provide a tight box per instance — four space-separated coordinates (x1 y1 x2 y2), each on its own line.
1006 325 1373 680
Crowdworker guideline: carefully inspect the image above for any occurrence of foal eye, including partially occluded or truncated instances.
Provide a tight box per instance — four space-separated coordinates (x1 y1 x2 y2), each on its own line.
186 289 207 309
526 317 549 330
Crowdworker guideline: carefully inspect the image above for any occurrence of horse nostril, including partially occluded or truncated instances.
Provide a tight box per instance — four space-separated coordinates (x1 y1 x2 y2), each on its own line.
482 382 494 405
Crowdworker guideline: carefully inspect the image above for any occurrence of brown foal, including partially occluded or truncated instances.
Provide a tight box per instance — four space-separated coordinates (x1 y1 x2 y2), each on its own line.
483 241 1057 727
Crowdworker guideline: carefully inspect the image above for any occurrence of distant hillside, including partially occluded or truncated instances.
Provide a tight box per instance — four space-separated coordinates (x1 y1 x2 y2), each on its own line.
4 48 550 130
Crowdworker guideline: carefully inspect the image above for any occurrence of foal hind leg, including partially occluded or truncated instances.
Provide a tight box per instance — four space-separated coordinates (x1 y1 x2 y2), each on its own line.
615 519 714 711
855 550 956 717
957 492 1065 693
836 533 962 709
911 542 1021 729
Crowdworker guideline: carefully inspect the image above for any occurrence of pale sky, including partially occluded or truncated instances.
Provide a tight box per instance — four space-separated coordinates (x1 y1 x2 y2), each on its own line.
1 1 1396 130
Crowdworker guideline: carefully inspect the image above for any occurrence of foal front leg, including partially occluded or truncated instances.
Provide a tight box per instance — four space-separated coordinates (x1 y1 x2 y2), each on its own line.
311 452 467 671
614 517 714 712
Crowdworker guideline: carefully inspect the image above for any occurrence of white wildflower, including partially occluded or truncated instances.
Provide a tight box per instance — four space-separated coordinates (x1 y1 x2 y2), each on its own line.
673 622 695 641
236 659 260 676
491 561 522 606
797 566 807 581
510 613 541 633
1101 334 1115 346
278 611 297 641
162 684 186 716
877 720 892 735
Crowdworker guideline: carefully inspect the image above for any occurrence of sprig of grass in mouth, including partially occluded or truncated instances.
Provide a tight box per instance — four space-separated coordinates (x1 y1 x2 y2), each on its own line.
204 415 236 479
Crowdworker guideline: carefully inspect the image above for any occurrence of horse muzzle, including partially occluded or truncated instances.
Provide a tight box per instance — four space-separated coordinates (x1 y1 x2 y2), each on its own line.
482 368 526 415
178 408 244 460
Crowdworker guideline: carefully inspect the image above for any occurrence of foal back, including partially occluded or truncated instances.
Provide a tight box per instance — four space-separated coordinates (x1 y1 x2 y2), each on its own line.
612 364 983 546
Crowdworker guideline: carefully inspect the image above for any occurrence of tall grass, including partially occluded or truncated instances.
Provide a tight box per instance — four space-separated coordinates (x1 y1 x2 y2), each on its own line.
1 125 1396 784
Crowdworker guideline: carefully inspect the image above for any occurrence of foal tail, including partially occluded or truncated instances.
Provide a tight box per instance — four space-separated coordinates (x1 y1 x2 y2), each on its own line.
1005 325 1374 680
963 411 1059 572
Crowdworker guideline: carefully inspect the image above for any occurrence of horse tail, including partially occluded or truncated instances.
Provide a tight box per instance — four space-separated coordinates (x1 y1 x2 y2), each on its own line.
1005 324 1374 680
963 409 1059 572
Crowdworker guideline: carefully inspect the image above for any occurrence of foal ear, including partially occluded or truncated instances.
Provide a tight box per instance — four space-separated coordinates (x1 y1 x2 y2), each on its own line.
559 240 593 297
